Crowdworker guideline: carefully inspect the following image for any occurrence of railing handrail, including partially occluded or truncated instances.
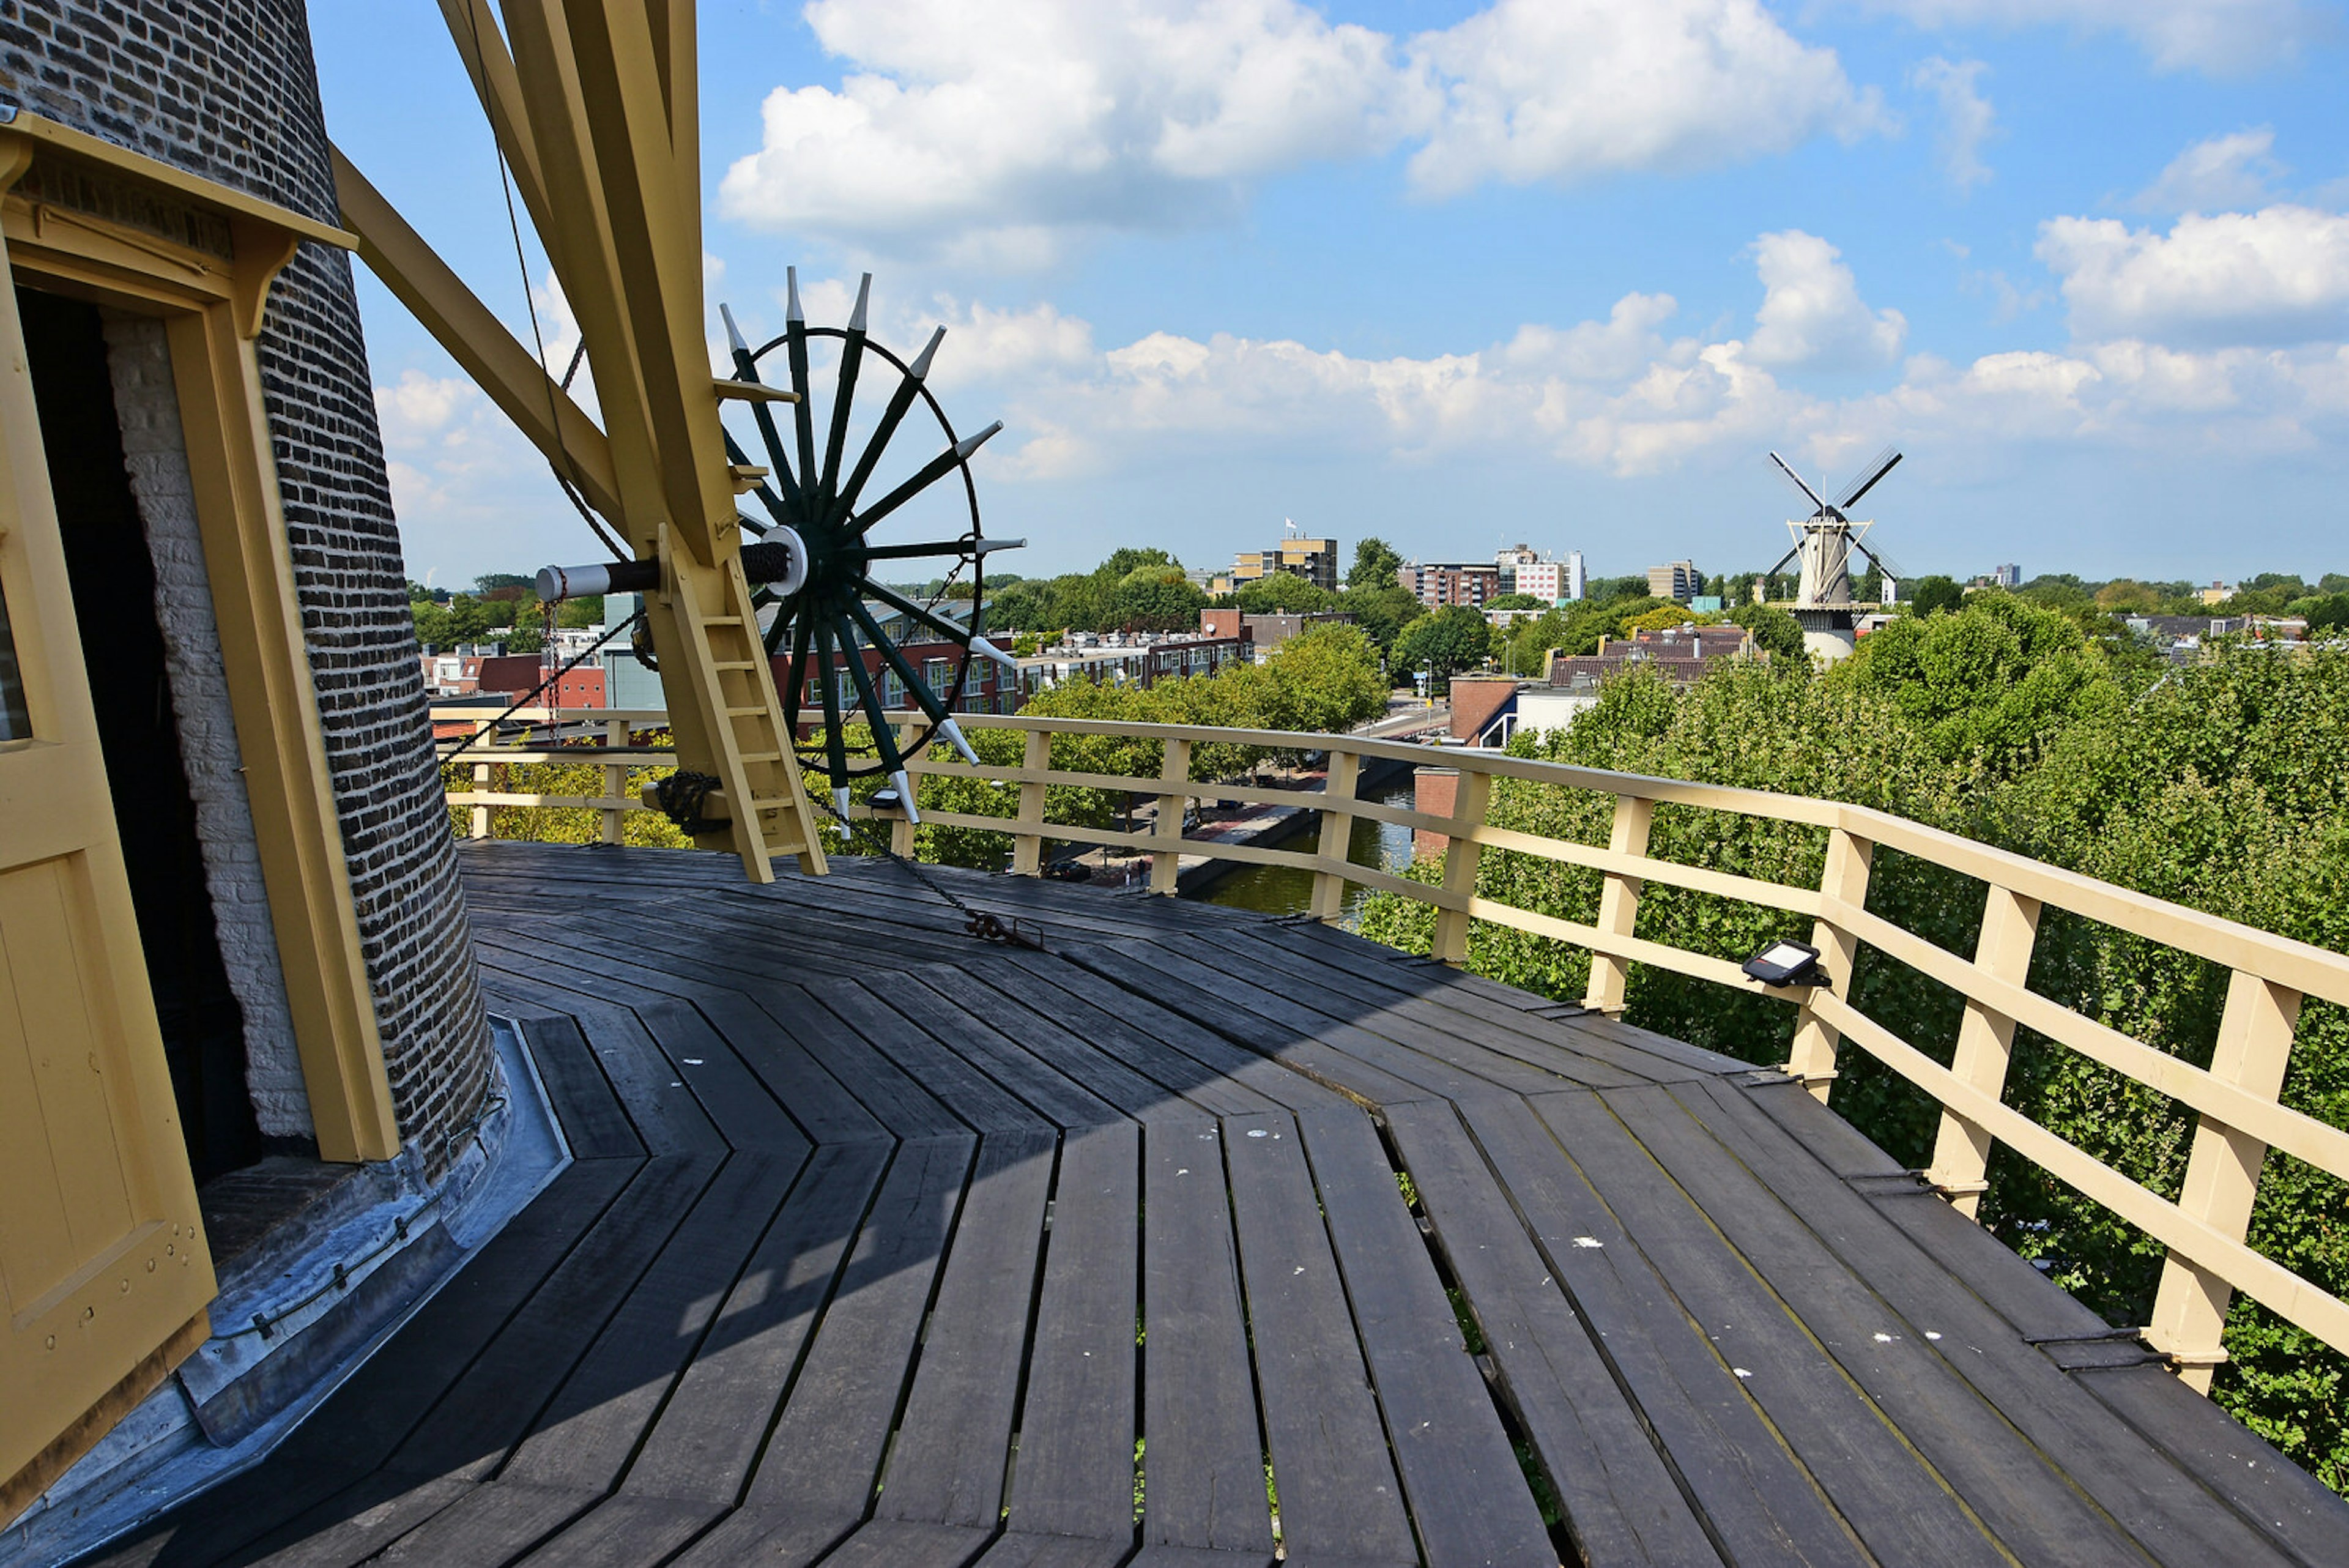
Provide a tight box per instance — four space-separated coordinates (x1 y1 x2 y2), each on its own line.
440 708 2349 1385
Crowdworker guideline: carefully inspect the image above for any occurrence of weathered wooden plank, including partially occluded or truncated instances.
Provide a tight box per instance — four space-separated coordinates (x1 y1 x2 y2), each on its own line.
814 1517 996 1567
1530 1090 2006 1567
1218 1109 1416 1567
379 1154 720 1489
1230 922 1732 1084
1063 944 1431 1111
1453 1093 1870 1566
1606 1086 2151 1568
700 1135 975 1541
518 1014 643 1160
809 976 1053 1135
912 963 1204 1124
1668 1074 2312 1567
503 1494 722 1568
973 1532 1138 1567
763 981 971 1140
878 1128 1059 1528
1167 930 1642 1095
1001 1122 1141 1544
1382 1097 1723 1567
1140 1118 1273 1557
359 1480 599 1567
993 953 1318 1118
1291 1105 1557 1568
618 1140 894 1502
882 974 1126 1130
80 1161 640 1568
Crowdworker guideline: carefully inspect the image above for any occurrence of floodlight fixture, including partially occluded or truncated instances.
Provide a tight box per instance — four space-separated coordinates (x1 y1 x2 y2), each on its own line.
1743 937 1824 988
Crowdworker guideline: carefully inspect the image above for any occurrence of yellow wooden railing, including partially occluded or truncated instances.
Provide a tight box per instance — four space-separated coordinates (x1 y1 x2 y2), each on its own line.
436 705 2349 1391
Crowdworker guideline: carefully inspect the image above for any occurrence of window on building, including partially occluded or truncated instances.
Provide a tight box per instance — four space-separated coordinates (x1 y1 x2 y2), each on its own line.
882 671 904 710
923 656 951 688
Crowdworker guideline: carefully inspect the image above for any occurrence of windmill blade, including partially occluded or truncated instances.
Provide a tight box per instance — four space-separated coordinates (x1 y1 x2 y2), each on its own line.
834 325 946 524
818 274 872 506
1838 447 1902 511
1768 451 1828 515
852 422 1004 535
722 303 805 511
1764 546 1799 579
1854 537 1906 582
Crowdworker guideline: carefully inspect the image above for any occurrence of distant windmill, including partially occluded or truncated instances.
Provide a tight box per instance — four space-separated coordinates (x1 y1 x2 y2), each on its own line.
1762 445 1906 608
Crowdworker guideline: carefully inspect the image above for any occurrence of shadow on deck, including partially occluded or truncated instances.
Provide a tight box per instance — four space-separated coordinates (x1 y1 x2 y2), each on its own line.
76 841 2349 1568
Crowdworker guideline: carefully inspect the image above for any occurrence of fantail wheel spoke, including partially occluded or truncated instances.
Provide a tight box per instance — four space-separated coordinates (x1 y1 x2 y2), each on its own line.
852 422 1003 537
818 275 870 510
850 600 981 765
834 324 944 524
785 267 820 494
722 303 806 513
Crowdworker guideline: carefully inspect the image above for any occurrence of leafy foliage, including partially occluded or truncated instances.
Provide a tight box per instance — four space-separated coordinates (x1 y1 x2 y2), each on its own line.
1391 606 1497 691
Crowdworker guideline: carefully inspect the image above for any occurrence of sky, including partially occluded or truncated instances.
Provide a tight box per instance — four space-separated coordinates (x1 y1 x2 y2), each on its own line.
313 1 2349 590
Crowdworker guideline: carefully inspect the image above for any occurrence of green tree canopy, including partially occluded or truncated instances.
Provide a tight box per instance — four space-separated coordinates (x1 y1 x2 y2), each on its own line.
1730 601 1805 662
1392 606 1496 691
1258 623 1388 734
1907 574 1964 616
1346 536 1405 590
1232 573 1338 614
1486 592 1547 611
1830 592 2115 770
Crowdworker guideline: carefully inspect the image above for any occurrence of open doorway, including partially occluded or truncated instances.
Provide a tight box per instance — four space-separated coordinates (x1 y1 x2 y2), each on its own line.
16 286 261 1184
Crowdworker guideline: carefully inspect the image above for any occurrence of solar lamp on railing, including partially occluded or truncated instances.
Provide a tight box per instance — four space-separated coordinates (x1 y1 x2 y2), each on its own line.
1743 938 1826 988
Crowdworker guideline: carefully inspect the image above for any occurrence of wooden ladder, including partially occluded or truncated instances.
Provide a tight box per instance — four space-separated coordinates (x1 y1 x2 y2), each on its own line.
666 540 829 881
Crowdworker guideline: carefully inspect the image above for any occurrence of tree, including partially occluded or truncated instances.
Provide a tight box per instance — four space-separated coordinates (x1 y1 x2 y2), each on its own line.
555 595 604 629
1486 592 1546 611
1908 575 1964 616
1111 565 1208 630
1830 592 2115 771
1338 582 1420 653
1730 602 1805 663
1392 606 1495 692
1347 535 1405 591
1260 623 1388 734
1233 573 1338 614
473 571 532 596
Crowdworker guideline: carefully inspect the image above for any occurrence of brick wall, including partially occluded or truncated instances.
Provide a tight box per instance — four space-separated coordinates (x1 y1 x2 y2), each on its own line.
1 0 493 1157
102 311 310 1137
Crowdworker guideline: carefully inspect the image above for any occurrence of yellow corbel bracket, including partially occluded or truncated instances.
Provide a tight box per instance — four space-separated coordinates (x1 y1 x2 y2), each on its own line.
715 377 798 404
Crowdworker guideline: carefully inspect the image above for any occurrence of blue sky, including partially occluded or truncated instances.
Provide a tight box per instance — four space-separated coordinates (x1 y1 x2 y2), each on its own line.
315 1 2349 589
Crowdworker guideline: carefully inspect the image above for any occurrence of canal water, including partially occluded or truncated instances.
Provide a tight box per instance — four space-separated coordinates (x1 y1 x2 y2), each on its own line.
1195 785 1420 924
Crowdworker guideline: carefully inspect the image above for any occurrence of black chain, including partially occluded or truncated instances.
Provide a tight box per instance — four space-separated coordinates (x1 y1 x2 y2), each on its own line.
809 789 1042 949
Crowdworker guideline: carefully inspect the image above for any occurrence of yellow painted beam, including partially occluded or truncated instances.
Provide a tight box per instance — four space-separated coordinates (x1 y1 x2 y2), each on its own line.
330 145 621 521
436 0 556 248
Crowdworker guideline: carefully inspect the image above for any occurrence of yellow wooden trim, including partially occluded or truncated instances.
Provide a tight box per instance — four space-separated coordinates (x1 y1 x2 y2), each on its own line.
2 1307 208 1530
165 308 396 1161
0 114 354 250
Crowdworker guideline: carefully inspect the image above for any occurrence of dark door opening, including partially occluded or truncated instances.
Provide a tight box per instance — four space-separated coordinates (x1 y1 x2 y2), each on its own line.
18 287 262 1184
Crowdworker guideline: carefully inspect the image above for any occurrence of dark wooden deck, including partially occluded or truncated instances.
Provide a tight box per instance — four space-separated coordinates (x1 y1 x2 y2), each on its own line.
82 841 2349 1568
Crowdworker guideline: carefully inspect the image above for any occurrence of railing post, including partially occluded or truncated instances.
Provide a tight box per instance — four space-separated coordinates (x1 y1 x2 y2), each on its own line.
1310 747 1361 922
1148 737 1193 896
1011 728 1050 877
601 715 628 845
1584 793 1653 1011
1430 765 1492 965
1784 826 1873 1102
891 720 922 859
2148 971 2303 1392
469 748 493 841
1925 885 2042 1218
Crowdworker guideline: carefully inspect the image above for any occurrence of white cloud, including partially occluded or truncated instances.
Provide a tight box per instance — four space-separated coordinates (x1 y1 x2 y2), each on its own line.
1401 0 1886 197
720 0 1416 264
1746 231 1908 368
2038 206 2349 345
376 370 480 444
2132 128 2287 213
719 0 1883 262
1850 1 2321 75
1909 57 1994 193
